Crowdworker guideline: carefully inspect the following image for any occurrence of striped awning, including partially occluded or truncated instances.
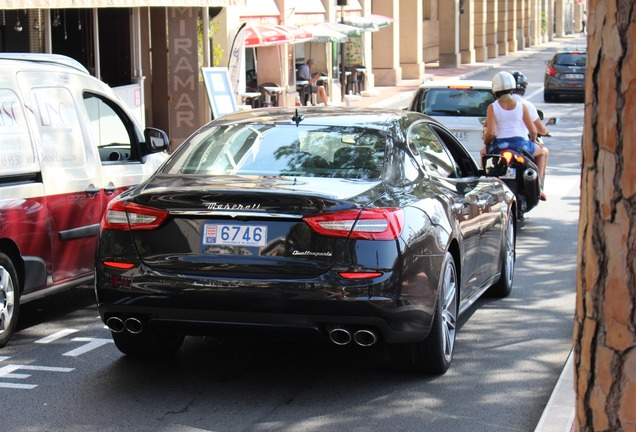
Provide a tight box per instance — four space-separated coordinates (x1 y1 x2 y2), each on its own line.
2 0 233 8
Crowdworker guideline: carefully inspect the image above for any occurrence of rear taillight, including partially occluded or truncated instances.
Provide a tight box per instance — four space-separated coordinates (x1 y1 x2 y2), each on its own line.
501 150 525 164
546 65 556 77
101 200 168 231
303 208 404 240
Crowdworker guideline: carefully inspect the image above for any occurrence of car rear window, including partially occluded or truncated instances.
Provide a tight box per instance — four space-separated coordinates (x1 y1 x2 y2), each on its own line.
162 124 385 180
414 87 495 117
554 53 586 66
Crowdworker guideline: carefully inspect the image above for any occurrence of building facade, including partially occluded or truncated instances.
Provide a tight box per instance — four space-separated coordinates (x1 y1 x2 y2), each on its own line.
1 0 586 149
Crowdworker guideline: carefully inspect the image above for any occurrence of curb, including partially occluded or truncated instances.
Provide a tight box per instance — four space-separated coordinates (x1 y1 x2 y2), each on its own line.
534 351 575 432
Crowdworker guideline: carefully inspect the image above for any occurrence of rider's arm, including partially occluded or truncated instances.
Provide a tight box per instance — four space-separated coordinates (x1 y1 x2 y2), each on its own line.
534 118 549 136
483 105 497 145
522 105 537 142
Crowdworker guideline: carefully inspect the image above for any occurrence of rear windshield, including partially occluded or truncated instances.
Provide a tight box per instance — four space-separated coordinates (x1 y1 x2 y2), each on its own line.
554 53 586 66
162 124 385 180
413 87 495 117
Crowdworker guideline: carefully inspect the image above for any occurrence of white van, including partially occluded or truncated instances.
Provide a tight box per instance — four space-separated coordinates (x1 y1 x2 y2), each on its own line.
0 54 169 347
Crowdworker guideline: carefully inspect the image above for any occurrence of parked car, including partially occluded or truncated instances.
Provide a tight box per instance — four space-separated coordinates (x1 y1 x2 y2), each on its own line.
544 50 586 102
407 80 494 155
0 53 169 348
95 107 516 374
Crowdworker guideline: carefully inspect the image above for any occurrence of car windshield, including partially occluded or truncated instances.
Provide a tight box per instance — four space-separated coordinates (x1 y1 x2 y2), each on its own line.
555 53 586 66
417 87 495 117
161 124 385 179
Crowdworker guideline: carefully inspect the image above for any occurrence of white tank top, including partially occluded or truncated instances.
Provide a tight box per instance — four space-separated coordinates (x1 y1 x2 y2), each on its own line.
493 100 527 138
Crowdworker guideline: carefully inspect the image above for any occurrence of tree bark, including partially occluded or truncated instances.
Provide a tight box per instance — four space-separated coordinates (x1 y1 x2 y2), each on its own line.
575 1 636 431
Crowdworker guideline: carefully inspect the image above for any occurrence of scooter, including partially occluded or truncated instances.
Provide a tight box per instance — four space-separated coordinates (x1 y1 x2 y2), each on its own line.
482 112 558 220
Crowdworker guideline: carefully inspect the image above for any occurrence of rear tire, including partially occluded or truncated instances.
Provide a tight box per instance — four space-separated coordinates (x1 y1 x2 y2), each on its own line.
111 328 185 357
390 252 458 374
0 252 20 348
487 215 515 298
543 91 555 102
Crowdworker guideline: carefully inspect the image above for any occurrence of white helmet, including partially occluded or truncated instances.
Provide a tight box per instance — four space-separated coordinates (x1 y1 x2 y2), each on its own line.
492 71 517 93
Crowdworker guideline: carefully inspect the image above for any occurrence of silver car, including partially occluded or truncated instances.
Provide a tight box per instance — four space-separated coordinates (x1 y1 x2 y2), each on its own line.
407 80 494 159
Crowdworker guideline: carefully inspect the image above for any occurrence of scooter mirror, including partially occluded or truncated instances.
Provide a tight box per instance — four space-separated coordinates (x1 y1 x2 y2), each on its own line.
482 155 508 177
546 117 560 126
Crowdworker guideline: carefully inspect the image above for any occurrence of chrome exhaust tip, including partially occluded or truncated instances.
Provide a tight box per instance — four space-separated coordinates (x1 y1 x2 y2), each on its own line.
328 327 352 346
353 329 377 347
124 317 143 334
106 316 125 333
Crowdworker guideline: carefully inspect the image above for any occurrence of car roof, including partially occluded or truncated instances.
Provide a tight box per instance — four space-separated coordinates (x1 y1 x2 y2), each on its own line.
209 106 434 129
416 79 492 90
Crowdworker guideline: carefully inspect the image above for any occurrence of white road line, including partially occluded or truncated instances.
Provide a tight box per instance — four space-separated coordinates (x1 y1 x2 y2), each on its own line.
0 356 9 362
63 337 114 357
35 329 78 344
0 382 37 389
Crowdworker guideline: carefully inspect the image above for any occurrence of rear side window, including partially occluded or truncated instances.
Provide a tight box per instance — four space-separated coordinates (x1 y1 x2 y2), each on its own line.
408 122 456 178
416 88 495 117
554 53 586 66
164 124 385 180
0 88 38 176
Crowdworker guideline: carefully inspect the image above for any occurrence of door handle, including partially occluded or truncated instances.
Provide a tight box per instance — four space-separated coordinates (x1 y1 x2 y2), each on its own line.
104 182 117 196
85 184 99 197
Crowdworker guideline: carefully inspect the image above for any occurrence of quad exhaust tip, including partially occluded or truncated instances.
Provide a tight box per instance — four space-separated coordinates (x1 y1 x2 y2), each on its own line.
106 316 143 334
328 327 377 347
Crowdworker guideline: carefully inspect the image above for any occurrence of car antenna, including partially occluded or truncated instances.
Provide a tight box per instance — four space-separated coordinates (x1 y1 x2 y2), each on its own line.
291 109 304 127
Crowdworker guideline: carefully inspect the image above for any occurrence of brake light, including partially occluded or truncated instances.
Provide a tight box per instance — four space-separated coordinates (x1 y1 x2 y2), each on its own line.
338 272 383 279
303 208 404 240
101 200 169 231
102 261 135 269
501 150 524 164
546 65 556 76
448 85 472 90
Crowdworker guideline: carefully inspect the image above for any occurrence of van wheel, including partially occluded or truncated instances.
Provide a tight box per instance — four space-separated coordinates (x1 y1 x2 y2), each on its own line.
111 328 184 358
0 253 20 348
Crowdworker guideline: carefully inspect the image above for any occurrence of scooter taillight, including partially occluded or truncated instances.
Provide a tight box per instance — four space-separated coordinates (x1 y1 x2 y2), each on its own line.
502 150 525 164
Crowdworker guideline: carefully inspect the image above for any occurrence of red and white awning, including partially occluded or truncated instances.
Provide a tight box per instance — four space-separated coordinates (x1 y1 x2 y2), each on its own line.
243 24 312 47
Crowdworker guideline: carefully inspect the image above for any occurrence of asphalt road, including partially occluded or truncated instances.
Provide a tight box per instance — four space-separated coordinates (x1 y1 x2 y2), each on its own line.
1 48 582 432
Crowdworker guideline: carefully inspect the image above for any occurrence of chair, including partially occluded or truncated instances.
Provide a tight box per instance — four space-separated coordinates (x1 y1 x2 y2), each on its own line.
259 82 282 107
297 83 313 106
244 86 261 109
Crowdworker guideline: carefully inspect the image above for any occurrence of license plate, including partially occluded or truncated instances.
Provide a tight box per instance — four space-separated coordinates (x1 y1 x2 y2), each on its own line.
501 167 516 179
453 131 469 141
564 73 584 79
203 224 267 247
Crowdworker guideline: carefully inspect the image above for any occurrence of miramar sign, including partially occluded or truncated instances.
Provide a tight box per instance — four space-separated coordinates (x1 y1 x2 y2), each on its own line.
168 8 199 149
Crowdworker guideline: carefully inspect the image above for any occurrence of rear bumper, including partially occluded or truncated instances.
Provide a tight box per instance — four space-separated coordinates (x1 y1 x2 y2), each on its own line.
95 265 440 344
544 77 585 94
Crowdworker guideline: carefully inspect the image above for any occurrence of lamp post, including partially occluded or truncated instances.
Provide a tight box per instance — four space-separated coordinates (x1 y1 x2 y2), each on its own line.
338 0 348 101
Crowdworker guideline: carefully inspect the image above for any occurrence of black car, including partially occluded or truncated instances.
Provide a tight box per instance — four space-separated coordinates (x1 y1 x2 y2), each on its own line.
544 50 586 102
95 107 516 374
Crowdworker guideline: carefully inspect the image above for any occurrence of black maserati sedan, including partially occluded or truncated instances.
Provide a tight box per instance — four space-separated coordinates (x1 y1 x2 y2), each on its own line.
95 107 516 374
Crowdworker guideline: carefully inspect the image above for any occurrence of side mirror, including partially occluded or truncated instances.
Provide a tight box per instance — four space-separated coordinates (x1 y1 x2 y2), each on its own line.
546 117 559 126
143 127 170 154
482 155 508 177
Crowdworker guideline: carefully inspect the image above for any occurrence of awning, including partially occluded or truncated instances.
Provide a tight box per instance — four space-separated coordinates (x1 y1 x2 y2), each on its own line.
2 0 230 8
301 24 348 44
243 24 312 47
322 22 361 37
343 14 395 31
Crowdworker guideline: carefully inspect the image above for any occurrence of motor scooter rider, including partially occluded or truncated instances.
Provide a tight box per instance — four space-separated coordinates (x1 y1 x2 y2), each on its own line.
482 71 547 200
481 71 551 181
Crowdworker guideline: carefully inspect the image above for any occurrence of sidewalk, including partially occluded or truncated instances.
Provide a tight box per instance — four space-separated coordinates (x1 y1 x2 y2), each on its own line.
347 34 584 432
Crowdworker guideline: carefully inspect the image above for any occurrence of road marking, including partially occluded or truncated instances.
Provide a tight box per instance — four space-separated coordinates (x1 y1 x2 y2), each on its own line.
0 356 9 362
63 337 114 357
0 364 74 390
35 329 78 344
